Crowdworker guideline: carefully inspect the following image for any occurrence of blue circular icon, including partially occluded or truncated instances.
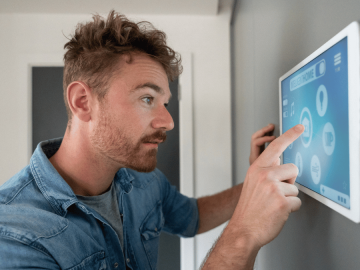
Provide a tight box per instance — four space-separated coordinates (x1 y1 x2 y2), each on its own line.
322 122 335 155
319 62 326 75
316 85 328 117
300 107 312 148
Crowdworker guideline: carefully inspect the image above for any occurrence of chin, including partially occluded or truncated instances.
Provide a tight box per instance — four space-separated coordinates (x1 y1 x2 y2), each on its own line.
126 153 158 173
133 167 157 173
127 163 157 173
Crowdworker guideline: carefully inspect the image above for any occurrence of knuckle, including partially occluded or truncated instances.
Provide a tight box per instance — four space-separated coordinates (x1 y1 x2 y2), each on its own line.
269 140 280 151
278 198 288 211
263 180 277 194
297 197 302 207
259 169 270 181
267 170 275 180
267 182 278 194
294 185 299 196
290 163 298 172
292 197 302 212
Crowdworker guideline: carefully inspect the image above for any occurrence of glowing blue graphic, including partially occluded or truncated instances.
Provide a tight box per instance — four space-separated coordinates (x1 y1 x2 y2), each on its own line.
282 37 350 209
316 85 328 117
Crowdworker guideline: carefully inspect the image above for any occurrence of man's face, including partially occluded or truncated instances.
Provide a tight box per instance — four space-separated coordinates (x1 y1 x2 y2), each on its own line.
90 54 174 172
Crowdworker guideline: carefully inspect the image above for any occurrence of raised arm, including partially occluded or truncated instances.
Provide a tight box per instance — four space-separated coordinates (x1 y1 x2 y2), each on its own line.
201 124 304 269
197 183 243 234
196 124 276 234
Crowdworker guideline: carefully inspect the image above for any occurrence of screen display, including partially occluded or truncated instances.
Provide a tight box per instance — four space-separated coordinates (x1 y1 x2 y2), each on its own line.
281 37 350 209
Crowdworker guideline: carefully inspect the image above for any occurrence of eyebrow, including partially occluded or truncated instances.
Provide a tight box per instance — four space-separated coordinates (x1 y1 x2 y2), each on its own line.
132 82 172 100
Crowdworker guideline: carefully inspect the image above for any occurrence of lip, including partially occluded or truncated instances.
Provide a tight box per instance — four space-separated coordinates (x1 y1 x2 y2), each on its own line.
143 139 163 144
143 142 160 148
150 140 163 144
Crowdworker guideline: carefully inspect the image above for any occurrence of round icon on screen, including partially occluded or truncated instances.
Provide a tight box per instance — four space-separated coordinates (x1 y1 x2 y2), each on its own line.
319 62 326 75
322 122 335 155
295 152 303 177
300 107 312 148
316 85 328 117
310 155 321 185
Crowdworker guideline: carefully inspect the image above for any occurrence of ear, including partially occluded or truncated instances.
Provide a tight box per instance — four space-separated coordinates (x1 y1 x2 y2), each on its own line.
66 81 94 122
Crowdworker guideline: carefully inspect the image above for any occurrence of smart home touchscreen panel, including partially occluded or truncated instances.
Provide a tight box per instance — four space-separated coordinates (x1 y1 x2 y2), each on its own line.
279 22 360 222
282 38 350 206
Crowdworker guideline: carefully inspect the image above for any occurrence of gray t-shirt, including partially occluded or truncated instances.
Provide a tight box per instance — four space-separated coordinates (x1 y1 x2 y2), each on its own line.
77 182 124 249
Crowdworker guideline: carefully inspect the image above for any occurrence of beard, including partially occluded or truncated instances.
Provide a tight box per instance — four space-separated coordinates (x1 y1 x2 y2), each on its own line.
90 106 166 172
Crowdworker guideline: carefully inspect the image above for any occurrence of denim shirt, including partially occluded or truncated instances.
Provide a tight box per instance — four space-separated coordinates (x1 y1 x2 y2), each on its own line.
0 139 199 270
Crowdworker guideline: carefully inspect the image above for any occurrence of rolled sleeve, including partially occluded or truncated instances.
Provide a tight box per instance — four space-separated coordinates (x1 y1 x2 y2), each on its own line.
156 170 199 237
177 197 199 237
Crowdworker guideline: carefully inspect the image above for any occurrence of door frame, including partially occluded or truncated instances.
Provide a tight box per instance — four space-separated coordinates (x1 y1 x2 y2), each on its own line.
16 53 64 161
178 53 196 270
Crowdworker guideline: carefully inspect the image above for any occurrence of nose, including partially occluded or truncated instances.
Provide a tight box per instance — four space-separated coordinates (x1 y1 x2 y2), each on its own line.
151 106 174 131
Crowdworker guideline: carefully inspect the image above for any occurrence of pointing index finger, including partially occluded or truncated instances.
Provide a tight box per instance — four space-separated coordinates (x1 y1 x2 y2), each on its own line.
255 124 304 167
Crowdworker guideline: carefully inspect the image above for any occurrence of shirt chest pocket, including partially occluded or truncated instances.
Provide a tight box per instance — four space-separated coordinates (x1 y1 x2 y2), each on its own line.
140 200 164 270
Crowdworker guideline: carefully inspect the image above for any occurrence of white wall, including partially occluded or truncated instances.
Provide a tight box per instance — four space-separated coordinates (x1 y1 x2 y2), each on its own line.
0 9 232 269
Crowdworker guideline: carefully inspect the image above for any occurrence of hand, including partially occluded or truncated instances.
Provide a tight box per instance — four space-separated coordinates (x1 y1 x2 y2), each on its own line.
230 124 304 249
249 124 276 166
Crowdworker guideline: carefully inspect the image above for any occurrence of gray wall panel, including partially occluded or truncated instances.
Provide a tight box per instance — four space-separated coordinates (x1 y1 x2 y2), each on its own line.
232 1 360 269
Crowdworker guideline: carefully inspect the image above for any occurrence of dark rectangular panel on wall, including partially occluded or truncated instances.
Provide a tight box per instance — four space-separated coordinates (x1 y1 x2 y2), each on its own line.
32 67 67 152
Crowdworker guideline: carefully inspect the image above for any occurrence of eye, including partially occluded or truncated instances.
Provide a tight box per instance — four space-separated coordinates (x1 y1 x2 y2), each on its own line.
142 96 154 105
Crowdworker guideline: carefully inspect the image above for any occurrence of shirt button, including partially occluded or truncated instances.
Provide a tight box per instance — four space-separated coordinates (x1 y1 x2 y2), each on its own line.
154 227 158 232
114 262 118 268
126 258 130 263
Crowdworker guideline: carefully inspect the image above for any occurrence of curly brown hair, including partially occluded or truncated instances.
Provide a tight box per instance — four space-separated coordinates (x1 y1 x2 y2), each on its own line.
63 10 182 123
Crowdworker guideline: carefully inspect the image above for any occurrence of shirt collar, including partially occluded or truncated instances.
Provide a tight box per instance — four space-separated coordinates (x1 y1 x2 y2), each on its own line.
30 138 134 217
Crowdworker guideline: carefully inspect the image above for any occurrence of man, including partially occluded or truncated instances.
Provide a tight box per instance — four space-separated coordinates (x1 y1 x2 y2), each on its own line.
0 11 303 269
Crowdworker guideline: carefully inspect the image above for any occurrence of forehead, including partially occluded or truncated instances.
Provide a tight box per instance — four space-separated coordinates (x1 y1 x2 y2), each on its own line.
116 53 169 89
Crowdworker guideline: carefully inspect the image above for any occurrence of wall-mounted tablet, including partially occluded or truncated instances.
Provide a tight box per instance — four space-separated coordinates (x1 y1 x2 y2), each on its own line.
279 22 360 222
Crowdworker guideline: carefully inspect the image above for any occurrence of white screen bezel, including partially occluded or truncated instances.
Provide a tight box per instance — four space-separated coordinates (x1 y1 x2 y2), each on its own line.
279 21 360 223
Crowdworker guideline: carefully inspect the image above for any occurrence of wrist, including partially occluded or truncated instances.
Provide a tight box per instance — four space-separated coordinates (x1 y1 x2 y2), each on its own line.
222 224 260 256
202 225 260 269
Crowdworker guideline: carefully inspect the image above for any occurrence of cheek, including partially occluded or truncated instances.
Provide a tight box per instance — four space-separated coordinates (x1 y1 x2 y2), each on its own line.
117 109 150 138
107 98 153 136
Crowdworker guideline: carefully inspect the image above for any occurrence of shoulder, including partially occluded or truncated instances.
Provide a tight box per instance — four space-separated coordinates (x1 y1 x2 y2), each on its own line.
0 165 53 211
0 165 64 243
0 165 35 205
0 178 69 259
0 205 68 245
0 205 105 269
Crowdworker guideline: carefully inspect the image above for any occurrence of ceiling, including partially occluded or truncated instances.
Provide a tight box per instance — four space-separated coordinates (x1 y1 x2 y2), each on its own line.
0 0 220 15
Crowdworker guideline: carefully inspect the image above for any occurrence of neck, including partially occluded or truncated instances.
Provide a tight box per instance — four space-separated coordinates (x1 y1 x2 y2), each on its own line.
49 126 121 196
